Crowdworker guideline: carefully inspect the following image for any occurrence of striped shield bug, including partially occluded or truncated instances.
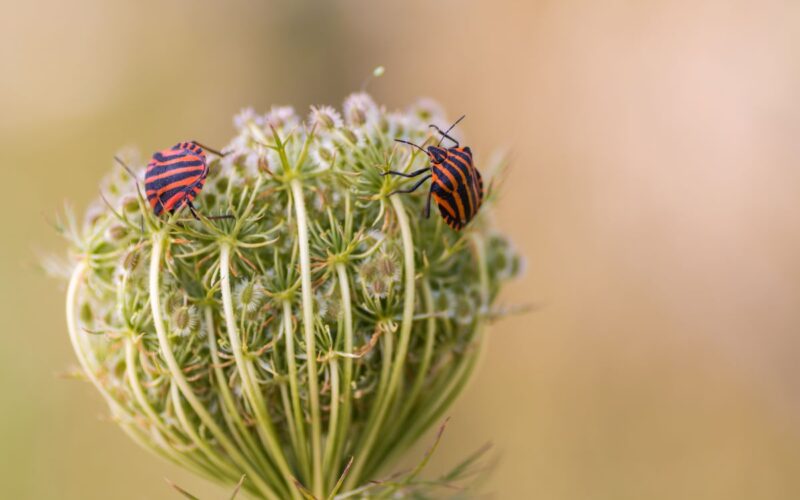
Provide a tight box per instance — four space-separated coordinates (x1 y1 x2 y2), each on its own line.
385 115 484 231
115 141 232 220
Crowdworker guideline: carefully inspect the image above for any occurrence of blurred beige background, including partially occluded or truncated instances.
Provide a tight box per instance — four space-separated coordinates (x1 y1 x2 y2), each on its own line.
2 0 800 498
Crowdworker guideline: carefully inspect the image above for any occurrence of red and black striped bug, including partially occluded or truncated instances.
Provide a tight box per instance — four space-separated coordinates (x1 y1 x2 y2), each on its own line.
115 141 231 220
385 115 484 231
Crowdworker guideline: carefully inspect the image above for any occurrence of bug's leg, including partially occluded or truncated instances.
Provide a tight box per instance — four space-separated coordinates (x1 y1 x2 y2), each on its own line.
153 198 167 218
206 213 236 220
382 167 431 178
429 125 459 147
188 200 235 220
387 174 432 196
424 188 433 218
187 202 201 220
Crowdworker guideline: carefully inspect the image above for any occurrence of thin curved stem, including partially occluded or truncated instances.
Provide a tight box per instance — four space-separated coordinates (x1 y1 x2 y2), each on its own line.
204 307 275 476
283 300 311 483
149 233 280 500
67 262 120 410
290 178 324 497
123 338 215 473
325 263 354 488
219 243 299 499
278 379 301 474
372 234 493 473
370 279 437 465
346 195 416 487
169 383 241 481
124 339 182 443
322 357 340 482
69 262 211 478
398 280 437 421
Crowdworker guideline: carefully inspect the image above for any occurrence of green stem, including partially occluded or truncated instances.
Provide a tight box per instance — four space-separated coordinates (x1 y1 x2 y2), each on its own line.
204 307 275 476
278 379 301 473
282 300 311 483
123 338 180 442
348 332 393 487
399 280 437 420
149 233 280 500
326 262 354 488
290 178 324 497
69 262 213 480
322 357 340 482
269 321 300 477
370 279 437 466
67 262 122 413
123 338 216 473
346 195 416 488
219 243 299 499
169 383 240 480
375 344 479 477
374 234 493 473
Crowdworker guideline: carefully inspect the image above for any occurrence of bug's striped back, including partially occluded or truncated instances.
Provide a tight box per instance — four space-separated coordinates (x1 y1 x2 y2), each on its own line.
145 142 209 215
430 146 483 230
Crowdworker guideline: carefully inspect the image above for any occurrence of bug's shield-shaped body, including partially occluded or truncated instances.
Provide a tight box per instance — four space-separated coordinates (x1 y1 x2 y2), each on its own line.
145 142 209 215
429 146 484 231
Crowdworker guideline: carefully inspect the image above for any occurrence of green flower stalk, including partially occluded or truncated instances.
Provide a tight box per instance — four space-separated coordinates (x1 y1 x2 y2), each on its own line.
58 93 520 498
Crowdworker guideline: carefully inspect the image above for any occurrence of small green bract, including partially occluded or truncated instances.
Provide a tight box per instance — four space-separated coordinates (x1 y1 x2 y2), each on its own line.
59 93 520 499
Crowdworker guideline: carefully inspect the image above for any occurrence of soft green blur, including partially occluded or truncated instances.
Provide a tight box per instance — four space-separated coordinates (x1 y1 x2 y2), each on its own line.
3 1 800 498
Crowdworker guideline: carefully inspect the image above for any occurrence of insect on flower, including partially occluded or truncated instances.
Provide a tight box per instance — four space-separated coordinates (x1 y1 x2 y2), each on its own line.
115 141 232 220
385 115 484 231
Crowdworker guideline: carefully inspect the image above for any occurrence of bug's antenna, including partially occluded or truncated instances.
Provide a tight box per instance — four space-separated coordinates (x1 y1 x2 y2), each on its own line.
191 141 227 157
431 114 466 147
443 114 466 136
394 139 429 155
114 156 148 232
114 156 138 179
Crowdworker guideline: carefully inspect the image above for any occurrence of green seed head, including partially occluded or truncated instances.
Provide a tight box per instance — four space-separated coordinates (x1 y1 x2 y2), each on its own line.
171 305 199 337
59 93 520 498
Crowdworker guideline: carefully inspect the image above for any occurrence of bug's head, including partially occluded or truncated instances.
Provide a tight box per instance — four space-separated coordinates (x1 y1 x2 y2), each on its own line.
427 146 447 164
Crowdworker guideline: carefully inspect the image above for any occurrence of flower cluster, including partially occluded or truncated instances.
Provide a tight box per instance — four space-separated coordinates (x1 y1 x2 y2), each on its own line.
59 93 520 498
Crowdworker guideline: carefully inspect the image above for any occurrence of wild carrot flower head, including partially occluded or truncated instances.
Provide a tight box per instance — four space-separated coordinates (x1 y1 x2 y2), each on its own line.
58 92 520 498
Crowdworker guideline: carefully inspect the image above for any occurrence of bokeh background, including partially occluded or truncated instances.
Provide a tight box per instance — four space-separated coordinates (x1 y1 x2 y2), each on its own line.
2 0 800 498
